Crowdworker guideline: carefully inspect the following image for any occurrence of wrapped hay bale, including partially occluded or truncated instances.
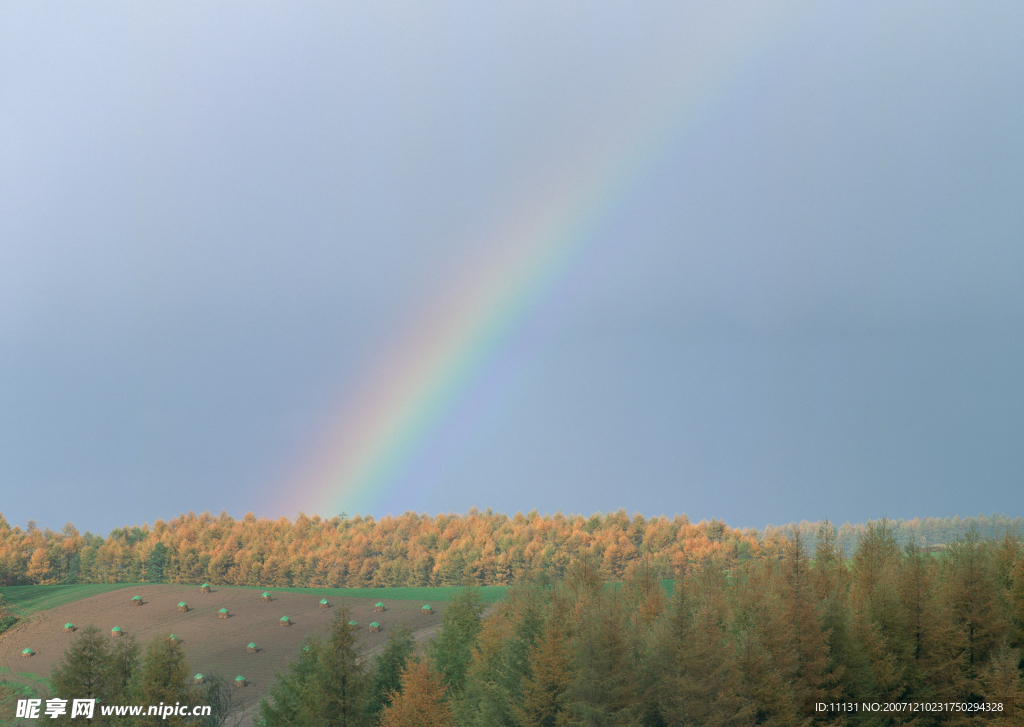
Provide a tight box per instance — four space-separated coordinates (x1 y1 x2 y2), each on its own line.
64 623 75 633
247 642 258 654
218 608 230 619
369 622 381 633
261 592 272 602
111 626 123 638
177 602 188 613
280 616 291 626
234 676 246 688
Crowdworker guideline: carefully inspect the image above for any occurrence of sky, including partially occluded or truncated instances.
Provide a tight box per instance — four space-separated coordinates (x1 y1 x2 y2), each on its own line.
1 1 1022 535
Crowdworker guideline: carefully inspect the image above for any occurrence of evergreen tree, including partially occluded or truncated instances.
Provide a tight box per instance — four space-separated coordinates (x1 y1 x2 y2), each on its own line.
140 635 194 726
813 520 866 713
147 542 168 583
258 606 369 727
651 562 749 727
379 660 454 727
515 616 572 727
428 587 486 695
946 525 1007 701
896 539 964 709
311 605 370 726
49 625 117 725
258 636 325 727
367 624 416 719
993 531 1024 650
780 533 840 722
1009 554 1024 651
731 558 804 727
111 634 142 703
978 643 1024 726
849 518 911 714
458 586 547 727
458 605 518 727
564 588 639 727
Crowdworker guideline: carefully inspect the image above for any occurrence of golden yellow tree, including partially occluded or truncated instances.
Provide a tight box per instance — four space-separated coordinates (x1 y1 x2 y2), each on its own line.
379 660 454 727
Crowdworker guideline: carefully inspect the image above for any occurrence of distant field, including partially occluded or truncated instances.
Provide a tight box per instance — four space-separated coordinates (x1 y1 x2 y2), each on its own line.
1 583 507 617
1 584 142 617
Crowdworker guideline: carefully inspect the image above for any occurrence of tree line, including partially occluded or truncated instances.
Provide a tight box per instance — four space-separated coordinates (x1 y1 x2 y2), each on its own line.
2 509 1019 590
0 509 757 588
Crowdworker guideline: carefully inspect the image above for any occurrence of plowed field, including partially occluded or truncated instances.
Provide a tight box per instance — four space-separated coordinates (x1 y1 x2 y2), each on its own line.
0 585 446 724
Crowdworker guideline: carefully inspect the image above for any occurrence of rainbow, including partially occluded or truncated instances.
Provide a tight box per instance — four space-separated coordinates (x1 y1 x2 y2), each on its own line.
285 5 801 518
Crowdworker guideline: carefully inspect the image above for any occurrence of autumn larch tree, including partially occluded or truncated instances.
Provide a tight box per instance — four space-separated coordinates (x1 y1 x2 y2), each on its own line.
515 615 572 727
651 559 749 727
379 660 454 727
367 624 416 720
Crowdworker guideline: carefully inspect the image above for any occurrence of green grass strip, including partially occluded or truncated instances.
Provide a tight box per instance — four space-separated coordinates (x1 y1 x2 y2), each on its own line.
1 583 508 617
0 584 144 617
217 585 509 603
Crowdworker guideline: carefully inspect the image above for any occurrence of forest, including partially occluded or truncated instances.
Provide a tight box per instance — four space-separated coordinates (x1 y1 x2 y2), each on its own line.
38 520 1024 726
0 509 1021 589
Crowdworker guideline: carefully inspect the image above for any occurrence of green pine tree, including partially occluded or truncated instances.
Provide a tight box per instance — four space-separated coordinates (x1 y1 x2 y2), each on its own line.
945 524 1007 701
258 605 369 727
428 587 486 695
515 615 572 727
367 624 417 719
139 635 194 726
780 532 841 722
651 562 750 727
49 625 118 726
315 605 370 726
563 588 639 727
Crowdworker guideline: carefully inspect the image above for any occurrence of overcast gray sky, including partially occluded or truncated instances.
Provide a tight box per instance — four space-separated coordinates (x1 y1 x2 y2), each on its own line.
2 1 1022 534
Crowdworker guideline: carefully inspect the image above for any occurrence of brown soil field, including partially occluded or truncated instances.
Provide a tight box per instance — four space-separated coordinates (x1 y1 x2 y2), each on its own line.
0 585 446 724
